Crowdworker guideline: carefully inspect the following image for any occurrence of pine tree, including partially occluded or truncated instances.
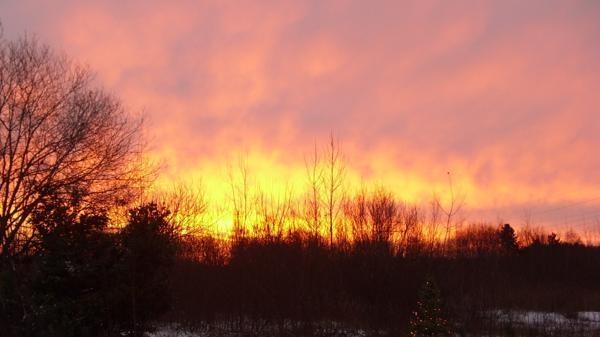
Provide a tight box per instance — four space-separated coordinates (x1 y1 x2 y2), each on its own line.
119 202 179 336
408 276 451 337
498 223 519 254
26 194 120 336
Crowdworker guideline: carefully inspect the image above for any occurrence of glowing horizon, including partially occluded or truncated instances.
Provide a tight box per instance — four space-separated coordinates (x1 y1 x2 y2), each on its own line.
2 1 600 234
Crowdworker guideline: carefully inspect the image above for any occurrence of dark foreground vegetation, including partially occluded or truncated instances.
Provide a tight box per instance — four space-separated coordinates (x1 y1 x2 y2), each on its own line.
3 195 600 337
5 195 600 337
1 201 177 337
1 28 600 337
168 224 600 337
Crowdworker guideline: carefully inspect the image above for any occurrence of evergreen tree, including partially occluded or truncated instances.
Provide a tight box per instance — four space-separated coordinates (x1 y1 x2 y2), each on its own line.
498 223 519 254
408 276 451 337
26 195 121 337
119 202 179 336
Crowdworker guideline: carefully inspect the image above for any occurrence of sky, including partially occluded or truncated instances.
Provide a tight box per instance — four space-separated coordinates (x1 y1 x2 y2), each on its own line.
1 1 600 233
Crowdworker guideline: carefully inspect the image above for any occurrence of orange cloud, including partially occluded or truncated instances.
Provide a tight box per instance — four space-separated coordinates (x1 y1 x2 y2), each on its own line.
2 0 600 232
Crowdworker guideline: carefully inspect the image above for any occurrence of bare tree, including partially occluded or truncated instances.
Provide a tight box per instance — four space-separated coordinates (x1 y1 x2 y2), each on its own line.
423 197 443 255
344 187 369 242
517 211 546 247
254 185 293 240
149 180 209 236
367 188 397 244
323 133 345 246
437 172 465 249
228 155 252 241
303 142 323 238
0 36 146 259
398 204 421 256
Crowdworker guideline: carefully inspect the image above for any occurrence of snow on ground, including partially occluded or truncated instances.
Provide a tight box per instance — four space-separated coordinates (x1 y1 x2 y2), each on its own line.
146 312 600 337
492 310 570 325
487 310 600 331
144 322 369 337
580 311 600 322
145 324 204 337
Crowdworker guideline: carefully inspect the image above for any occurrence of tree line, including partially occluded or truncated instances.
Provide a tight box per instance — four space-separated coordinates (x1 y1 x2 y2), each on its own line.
170 211 599 336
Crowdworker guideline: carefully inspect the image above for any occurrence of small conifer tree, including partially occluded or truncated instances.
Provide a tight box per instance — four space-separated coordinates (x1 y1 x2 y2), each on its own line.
408 276 451 337
498 223 519 254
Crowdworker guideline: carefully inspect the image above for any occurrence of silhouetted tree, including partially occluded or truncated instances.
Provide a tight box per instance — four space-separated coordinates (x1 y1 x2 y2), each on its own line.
5 193 121 337
323 133 345 246
367 188 397 245
228 156 252 241
304 142 323 238
151 181 209 236
0 35 146 261
498 224 518 254
436 172 465 249
453 224 500 258
398 205 421 256
344 188 369 242
119 203 179 336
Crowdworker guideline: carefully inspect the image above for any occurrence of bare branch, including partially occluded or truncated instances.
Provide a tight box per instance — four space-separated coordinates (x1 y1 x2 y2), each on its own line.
0 36 148 258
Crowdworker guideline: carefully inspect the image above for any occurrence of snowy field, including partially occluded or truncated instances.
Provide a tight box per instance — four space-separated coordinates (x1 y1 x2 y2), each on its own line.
145 311 600 337
145 322 369 337
487 310 600 328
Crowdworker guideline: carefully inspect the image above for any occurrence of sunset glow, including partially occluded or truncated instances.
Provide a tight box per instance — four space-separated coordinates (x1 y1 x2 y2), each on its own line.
3 1 599 234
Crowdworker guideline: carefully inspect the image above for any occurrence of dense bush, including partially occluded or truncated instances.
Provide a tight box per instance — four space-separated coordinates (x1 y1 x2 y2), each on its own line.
0 201 180 337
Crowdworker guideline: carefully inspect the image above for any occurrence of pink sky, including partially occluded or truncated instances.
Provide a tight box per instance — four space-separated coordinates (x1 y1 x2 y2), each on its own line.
2 1 600 232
